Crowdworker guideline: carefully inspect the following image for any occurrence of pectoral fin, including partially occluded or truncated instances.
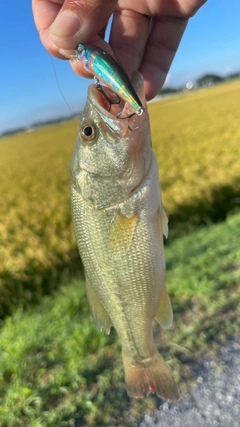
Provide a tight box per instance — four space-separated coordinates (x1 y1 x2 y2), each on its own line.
155 288 173 329
86 277 112 334
109 212 138 253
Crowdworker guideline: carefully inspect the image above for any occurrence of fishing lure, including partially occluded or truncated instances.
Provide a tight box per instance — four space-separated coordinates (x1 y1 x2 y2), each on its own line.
75 44 145 117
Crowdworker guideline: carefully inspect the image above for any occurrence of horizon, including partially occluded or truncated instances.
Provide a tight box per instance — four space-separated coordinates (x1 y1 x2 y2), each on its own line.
1 0 240 134
1 71 239 137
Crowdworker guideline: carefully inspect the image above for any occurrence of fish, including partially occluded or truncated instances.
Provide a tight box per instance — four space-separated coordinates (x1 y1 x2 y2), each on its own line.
70 71 179 401
74 44 145 117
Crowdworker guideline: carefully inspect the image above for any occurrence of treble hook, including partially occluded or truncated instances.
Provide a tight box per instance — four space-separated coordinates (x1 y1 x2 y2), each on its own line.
116 111 136 120
94 80 138 125
95 80 121 112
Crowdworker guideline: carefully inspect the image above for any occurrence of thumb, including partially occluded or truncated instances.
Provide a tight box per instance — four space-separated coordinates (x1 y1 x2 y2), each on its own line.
49 0 117 49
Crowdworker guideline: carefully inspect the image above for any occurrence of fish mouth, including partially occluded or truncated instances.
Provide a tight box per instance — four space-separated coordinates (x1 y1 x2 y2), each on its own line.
89 84 135 121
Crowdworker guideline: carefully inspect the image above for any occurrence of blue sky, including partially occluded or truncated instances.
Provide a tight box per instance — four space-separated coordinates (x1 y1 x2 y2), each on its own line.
1 0 240 133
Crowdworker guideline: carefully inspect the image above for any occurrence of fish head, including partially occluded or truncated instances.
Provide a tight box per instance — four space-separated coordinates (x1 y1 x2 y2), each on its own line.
72 72 152 207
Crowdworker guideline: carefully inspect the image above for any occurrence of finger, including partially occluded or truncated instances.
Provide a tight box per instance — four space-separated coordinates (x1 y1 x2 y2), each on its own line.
176 0 208 17
49 0 117 50
33 0 117 57
140 17 188 100
32 0 65 58
109 8 150 77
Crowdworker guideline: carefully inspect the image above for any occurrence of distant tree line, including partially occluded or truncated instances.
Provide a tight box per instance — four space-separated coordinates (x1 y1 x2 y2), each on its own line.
1 71 239 137
160 71 240 95
0 114 81 138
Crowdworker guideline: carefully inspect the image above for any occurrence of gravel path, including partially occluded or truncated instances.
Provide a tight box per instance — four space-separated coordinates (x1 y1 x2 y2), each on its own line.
140 338 240 427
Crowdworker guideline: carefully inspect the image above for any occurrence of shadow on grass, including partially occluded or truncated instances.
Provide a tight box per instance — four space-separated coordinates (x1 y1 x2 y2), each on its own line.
0 247 83 319
1 181 240 320
167 181 240 241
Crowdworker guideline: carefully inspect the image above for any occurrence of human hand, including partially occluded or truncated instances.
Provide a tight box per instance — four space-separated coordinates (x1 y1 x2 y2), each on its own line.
32 0 207 100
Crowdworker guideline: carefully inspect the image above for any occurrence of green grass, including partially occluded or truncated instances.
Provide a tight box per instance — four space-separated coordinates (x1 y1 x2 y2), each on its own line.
1 212 240 427
1 80 240 317
1 79 240 425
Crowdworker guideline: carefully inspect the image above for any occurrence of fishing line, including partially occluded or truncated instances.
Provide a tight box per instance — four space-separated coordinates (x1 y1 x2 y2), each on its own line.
49 56 79 135
38 27 79 135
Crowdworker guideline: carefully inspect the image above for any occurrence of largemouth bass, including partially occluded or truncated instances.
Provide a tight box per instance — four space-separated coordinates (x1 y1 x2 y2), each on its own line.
71 72 179 400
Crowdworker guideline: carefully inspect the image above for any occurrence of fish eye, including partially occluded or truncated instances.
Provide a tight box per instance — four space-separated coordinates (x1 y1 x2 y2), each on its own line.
80 123 98 144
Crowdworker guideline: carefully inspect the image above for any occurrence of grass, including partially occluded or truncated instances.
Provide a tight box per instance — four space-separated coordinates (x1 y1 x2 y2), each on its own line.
1 79 240 425
1 80 240 316
0 212 240 427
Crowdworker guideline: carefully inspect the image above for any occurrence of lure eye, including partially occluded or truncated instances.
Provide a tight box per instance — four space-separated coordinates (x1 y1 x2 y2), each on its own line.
80 123 98 144
76 44 84 55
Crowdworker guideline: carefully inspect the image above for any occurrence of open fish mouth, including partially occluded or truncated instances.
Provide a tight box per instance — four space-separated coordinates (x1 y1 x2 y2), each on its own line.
89 84 136 121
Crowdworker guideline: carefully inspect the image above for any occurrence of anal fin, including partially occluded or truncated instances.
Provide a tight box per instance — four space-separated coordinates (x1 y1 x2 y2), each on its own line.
86 277 112 334
155 288 173 330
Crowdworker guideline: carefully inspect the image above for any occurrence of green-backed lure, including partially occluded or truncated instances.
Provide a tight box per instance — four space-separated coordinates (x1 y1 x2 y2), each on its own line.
75 44 145 116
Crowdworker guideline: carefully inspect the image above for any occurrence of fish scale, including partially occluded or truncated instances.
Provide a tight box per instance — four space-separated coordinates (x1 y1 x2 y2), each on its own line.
71 189 154 354
71 72 179 400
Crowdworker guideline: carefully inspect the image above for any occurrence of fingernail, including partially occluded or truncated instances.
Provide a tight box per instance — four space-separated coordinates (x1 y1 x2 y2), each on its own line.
59 48 76 59
50 11 81 38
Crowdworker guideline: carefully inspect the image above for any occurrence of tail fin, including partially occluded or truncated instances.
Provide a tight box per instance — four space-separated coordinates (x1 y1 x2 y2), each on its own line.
122 351 179 401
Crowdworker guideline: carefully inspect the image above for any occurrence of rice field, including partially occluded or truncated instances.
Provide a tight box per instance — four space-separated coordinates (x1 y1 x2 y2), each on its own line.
151 80 240 223
0 79 240 316
0 78 240 427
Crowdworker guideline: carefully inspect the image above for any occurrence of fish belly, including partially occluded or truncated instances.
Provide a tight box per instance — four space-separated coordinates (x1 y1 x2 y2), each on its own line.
71 154 179 400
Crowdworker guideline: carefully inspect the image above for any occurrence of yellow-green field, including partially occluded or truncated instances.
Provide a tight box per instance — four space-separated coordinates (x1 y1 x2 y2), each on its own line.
152 80 240 221
0 80 240 316
0 122 77 316
1 79 240 427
